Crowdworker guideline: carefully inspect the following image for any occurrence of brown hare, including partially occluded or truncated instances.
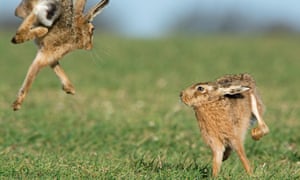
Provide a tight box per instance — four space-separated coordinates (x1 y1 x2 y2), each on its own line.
11 0 109 111
180 73 269 177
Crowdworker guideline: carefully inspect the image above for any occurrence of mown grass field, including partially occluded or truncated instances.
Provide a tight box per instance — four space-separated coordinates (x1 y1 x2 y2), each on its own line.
0 31 299 179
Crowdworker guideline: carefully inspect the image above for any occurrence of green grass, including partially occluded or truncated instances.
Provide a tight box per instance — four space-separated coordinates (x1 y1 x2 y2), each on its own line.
0 31 299 179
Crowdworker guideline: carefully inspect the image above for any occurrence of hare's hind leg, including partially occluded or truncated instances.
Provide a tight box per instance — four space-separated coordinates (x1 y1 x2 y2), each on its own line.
51 62 75 95
250 94 269 140
232 140 252 175
11 12 48 44
13 52 48 110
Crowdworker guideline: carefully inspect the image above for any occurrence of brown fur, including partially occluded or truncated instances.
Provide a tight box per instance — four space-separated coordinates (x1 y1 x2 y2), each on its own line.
11 0 109 110
12 0 62 43
180 73 269 177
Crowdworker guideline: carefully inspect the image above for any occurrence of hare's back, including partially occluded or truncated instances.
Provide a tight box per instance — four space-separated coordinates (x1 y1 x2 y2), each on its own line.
38 0 74 46
217 73 255 89
56 0 73 28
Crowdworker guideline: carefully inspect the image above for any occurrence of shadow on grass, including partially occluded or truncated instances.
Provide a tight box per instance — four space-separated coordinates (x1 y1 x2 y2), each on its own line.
131 153 210 178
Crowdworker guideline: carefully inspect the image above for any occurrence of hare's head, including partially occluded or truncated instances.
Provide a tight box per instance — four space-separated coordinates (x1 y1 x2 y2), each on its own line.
75 0 109 50
180 82 219 107
180 81 250 107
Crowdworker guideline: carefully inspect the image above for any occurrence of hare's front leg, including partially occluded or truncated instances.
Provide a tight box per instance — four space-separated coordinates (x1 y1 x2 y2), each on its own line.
13 52 48 110
11 12 48 44
50 62 75 95
209 142 225 177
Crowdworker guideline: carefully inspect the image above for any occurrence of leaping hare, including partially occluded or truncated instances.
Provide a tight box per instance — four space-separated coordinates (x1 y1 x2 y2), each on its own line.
11 0 109 110
180 73 269 177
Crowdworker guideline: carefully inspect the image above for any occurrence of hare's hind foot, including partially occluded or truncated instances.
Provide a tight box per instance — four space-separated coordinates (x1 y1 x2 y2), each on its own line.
251 124 269 141
12 96 24 111
12 100 22 111
12 90 27 111
62 84 75 95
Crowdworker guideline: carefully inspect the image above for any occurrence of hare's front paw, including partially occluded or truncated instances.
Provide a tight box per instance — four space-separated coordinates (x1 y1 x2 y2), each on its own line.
11 34 25 44
11 32 32 44
33 27 48 38
11 27 48 44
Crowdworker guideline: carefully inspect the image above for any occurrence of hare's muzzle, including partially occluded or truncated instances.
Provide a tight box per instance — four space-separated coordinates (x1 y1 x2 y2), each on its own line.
180 91 190 106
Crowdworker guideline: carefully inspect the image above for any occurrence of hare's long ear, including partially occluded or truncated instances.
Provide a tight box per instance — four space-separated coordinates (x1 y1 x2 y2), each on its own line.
74 0 87 15
84 0 109 22
218 85 250 95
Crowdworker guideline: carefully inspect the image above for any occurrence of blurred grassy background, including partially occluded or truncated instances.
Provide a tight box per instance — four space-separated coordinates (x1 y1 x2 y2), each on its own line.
0 31 299 179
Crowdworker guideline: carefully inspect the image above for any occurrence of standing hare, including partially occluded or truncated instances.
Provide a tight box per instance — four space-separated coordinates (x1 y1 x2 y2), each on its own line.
11 0 109 110
180 73 269 177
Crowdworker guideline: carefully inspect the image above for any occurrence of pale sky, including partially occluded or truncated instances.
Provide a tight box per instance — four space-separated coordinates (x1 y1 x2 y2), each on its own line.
1 0 300 37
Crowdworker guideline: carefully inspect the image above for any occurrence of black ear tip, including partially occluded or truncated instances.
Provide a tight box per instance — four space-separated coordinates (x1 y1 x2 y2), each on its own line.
101 0 109 6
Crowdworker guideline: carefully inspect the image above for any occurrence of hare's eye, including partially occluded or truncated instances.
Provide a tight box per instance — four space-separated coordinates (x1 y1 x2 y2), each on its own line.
197 86 204 91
